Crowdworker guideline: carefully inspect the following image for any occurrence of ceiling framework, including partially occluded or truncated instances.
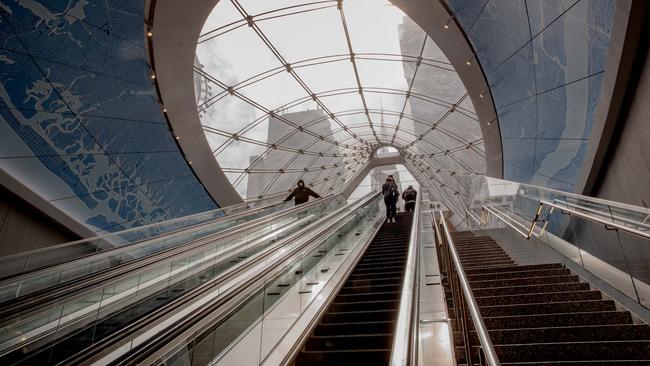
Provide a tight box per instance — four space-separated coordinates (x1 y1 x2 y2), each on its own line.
196 0 486 205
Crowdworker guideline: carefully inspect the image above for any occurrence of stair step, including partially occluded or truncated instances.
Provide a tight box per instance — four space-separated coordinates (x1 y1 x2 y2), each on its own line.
461 256 514 265
455 244 502 252
476 300 616 317
455 248 502 254
470 282 590 297
500 361 650 365
467 268 571 282
475 290 602 306
483 311 632 329
494 340 650 362
464 263 564 275
460 253 512 261
469 275 580 289
457 247 507 255
464 260 515 268
456 324 650 345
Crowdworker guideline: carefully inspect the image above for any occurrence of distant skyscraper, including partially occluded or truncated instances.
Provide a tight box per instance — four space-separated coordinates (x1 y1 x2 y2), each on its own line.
246 108 334 199
193 56 212 116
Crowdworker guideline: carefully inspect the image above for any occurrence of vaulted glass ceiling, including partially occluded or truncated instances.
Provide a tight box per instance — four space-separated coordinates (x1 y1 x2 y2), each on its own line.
195 0 485 211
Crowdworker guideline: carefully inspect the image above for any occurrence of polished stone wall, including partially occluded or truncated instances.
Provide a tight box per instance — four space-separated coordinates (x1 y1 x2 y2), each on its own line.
447 0 615 192
0 1 217 235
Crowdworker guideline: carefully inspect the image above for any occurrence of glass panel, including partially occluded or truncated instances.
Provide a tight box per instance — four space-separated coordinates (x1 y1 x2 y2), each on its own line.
466 175 650 310
154 195 383 366
0 196 347 355
197 1 483 200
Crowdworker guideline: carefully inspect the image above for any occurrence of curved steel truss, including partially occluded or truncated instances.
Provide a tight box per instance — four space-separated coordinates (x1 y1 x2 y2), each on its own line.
196 0 485 204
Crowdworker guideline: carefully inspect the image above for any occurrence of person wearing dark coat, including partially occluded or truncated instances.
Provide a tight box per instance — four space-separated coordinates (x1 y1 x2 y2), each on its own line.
402 185 417 212
381 176 400 223
285 179 320 205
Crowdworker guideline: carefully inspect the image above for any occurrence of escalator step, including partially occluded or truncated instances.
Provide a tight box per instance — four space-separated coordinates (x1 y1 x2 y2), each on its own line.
295 214 413 365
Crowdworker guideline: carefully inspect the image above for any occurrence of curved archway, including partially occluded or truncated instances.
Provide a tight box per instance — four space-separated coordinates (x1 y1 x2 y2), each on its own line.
152 0 501 208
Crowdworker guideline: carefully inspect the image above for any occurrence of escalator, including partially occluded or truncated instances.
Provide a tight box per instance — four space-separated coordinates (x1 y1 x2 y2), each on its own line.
0 197 344 365
295 212 413 365
100 192 411 366
443 232 650 365
3 217 304 365
0 193 420 366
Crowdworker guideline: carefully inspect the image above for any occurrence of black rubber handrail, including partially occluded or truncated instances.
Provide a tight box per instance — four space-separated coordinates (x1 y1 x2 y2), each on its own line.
104 193 382 366
0 196 337 322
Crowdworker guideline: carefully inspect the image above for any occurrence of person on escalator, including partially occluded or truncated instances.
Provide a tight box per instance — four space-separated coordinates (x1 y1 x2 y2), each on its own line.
382 176 400 223
285 179 320 205
402 185 417 212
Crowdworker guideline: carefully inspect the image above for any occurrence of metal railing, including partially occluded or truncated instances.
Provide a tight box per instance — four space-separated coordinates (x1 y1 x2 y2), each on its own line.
541 199 650 239
0 196 341 357
101 192 383 365
467 175 650 310
468 175 650 240
434 211 500 366
390 195 421 366
0 195 291 279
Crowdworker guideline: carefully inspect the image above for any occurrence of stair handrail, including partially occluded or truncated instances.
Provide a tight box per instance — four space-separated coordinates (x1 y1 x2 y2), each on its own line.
390 195 421 366
482 205 539 239
541 199 650 239
470 175 650 240
437 211 500 366
466 208 485 226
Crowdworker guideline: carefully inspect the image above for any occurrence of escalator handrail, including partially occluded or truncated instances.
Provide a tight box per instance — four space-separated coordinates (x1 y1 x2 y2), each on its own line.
0 195 338 322
437 211 500 366
390 195 421 366
0 195 275 260
275 208 385 366
0 196 292 280
0 196 341 357
103 192 382 366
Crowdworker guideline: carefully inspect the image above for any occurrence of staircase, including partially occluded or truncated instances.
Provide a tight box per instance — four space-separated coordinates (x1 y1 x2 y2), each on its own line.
444 231 650 365
295 212 413 365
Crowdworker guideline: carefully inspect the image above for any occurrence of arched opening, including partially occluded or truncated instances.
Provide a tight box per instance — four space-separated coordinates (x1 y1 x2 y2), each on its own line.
194 0 485 207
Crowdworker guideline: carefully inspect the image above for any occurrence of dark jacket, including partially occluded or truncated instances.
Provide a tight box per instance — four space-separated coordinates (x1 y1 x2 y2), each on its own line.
285 186 320 205
381 182 399 202
402 188 417 203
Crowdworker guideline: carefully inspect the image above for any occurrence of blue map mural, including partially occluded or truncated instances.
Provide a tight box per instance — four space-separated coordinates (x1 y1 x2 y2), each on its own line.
0 0 218 234
446 0 615 192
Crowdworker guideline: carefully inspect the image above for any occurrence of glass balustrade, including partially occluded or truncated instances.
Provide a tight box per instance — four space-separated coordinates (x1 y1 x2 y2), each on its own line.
0 196 345 357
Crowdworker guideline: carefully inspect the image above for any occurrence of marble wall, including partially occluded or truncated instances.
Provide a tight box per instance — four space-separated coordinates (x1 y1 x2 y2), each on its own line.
0 0 218 235
447 0 615 192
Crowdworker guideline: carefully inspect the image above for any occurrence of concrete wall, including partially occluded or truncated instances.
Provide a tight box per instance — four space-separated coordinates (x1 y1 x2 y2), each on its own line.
0 186 78 257
592 9 650 208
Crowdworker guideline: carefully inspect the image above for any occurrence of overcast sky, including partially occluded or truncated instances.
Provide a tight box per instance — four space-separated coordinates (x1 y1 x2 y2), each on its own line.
195 0 473 198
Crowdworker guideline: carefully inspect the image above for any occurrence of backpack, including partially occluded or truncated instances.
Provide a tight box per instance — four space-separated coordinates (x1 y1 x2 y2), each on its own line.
403 190 415 201
387 183 398 199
